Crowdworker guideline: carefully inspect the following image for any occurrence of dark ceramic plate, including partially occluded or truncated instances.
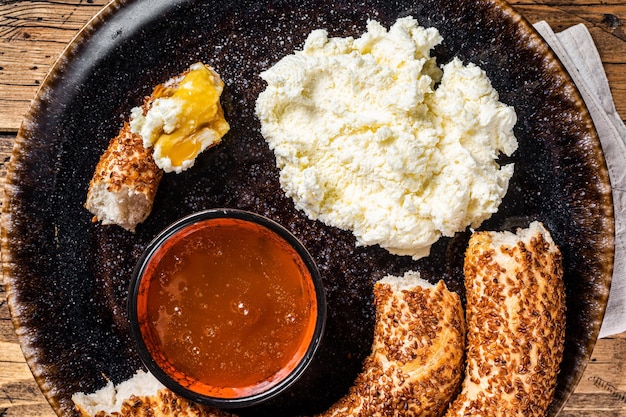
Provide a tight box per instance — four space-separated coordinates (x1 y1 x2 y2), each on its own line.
2 0 614 416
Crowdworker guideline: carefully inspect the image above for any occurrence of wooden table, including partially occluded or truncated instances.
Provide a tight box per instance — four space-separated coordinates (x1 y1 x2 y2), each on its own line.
1 0 625 416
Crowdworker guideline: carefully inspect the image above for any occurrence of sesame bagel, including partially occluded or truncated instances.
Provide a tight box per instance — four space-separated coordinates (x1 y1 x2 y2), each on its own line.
444 221 566 417
319 272 465 417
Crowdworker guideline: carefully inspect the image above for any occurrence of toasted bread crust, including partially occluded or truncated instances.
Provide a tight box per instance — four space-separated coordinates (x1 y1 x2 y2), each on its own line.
89 389 232 417
320 277 465 417
89 123 162 198
85 123 162 231
444 222 566 417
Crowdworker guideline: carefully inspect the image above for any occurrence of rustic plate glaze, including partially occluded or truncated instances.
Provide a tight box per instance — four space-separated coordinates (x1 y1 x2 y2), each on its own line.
2 0 614 416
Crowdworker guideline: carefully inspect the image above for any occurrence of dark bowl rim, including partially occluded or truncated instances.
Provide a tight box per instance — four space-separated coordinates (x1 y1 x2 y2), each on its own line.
127 208 328 409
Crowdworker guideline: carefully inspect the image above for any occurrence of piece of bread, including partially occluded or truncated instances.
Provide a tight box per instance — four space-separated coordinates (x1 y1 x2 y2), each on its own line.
319 271 465 417
129 62 230 174
72 370 232 417
72 272 464 417
85 62 229 231
85 122 162 232
444 221 566 417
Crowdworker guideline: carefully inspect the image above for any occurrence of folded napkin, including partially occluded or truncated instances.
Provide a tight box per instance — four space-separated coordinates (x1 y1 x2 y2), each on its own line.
533 21 626 338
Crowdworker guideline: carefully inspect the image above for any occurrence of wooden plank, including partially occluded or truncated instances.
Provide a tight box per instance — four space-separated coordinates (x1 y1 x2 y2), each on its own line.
563 333 626 415
0 294 54 416
605 63 626 118
0 0 110 132
1 0 625 131
0 304 19 344
564 392 626 411
0 377 55 417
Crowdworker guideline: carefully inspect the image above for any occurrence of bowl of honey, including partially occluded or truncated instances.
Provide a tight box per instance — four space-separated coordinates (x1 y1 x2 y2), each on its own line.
128 209 326 408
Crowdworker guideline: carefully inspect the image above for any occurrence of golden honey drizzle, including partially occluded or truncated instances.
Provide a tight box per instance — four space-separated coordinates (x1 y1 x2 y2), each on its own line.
151 64 229 168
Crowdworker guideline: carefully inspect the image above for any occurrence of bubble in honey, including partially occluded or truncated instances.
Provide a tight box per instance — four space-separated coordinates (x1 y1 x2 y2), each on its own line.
232 300 250 316
204 325 221 339
285 312 297 325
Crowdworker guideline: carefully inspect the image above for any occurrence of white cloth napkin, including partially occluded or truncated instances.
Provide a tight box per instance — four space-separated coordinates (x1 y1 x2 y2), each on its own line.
533 21 626 338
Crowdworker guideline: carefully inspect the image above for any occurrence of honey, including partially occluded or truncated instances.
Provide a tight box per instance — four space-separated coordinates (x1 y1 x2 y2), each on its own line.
135 215 320 400
151 65 230 168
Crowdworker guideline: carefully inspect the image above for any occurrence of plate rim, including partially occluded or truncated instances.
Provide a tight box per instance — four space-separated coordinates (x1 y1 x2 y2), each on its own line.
1 0 615 415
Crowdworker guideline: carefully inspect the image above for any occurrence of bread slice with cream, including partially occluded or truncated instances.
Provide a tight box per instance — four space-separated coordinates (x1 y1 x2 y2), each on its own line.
85 62 229 232
85 123 162 232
